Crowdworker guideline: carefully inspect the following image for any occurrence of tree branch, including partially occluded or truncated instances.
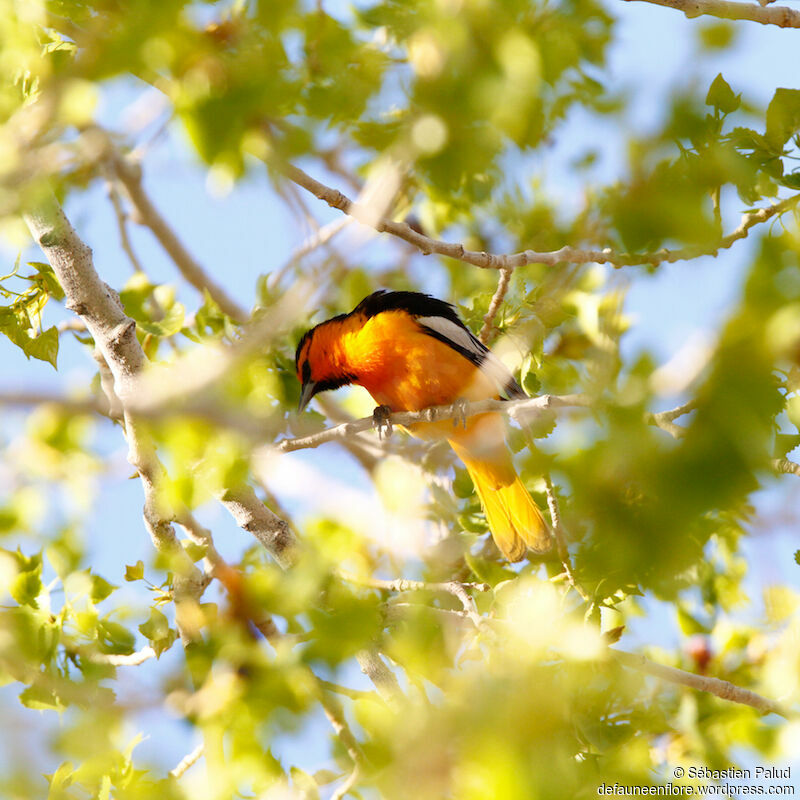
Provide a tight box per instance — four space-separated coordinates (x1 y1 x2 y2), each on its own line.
478 268 512 343
91 646 157 667
111 152 249 323
278 393 590 453
646 399 696 438
622 0 800 27
544 476 591 603
169 743 204 778
217 485 296 568
355 649 403 710
612 649 794 717
341 572 490 630
285 164 800 270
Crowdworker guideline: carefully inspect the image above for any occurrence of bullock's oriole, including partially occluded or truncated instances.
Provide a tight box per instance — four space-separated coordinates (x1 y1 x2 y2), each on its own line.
295 290 551 561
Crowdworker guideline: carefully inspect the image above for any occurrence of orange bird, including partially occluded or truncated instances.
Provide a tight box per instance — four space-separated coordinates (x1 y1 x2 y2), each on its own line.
295 290 551 561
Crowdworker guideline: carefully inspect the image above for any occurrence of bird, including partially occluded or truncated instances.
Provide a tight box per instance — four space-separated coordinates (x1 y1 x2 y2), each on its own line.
295 289 551 561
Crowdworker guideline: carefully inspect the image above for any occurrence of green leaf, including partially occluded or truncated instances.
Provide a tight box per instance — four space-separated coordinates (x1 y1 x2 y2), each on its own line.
10 569 42 607
137 302 185 337
23 326 59 368
47 761 75 793
20 684 64 711
773 433 800 459
765 87 800 150
677 607 710 635
181 539 208 563
124 561 144 582
25 262 65 301
452 467 474 499
90 574 118 603
97 620 136 655
138 607 177 656
705 73 739 114
779 172 800 190
290 767 320 800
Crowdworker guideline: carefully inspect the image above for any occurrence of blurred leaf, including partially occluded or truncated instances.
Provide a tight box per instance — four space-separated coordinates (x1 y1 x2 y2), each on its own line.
124 561 144 582
765 87 800 150
705 73 739 114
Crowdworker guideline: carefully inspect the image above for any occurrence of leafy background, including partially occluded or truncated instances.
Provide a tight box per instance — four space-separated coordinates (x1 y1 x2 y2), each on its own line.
0 0 799 798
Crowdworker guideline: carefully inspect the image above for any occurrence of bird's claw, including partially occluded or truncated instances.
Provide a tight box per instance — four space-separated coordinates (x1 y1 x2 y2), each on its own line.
372 404 393 440
451 397 469 429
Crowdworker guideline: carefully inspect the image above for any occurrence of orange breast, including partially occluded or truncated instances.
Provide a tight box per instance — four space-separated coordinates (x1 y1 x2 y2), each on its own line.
346 311 496 411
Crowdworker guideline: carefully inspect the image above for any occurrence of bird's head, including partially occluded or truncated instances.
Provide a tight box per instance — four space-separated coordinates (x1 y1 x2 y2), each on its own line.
295 315 358 412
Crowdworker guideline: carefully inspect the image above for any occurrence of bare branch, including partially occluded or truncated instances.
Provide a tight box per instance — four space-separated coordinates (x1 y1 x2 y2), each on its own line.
478 268 512 343
111 152 249 323
102 169 145 274
317 679 381 702
285 164 800 270
612 649 794 718
646 400 697 438
169 743 204 779
278 393 590 453
342 572 490 630
217 485 296 568
25 192 210 634
331 765 361 800
355 650 403 710
544 476 590 603
622 0 800 27
91 646 157 666
341 573 490 595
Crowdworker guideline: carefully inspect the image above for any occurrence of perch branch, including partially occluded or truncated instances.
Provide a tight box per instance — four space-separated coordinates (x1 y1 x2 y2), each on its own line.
278 393 590 453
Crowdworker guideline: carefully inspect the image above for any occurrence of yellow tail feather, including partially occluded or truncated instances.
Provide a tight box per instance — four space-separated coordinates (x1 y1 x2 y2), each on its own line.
465 463 551 562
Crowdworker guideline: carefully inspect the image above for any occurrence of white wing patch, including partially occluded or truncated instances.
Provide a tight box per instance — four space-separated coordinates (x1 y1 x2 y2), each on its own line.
417 315 519 396
418 316 485 359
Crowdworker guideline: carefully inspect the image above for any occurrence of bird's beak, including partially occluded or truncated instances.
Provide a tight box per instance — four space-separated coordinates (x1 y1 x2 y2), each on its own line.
298 380 318 413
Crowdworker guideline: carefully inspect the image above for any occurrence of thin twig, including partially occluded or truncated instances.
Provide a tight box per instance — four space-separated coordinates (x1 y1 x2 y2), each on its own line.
91 646 157 666
317 679 380 702
646 400 697 438
103 170 145 274
622 0 800 27
611 649 794 718
270 216 353 289
341 572 490 630
331 766 361 800
478 268 512 343
544 476 590 603
341 573 490 595
169 743 204 778
111 152 248 323
285 164 800 270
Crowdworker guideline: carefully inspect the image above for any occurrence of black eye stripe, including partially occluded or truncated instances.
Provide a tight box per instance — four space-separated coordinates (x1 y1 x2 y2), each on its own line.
301 360 311 384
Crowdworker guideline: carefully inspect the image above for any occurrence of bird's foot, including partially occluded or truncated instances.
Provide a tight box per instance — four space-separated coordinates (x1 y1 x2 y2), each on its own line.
372 404 393 440
451 397 469 429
